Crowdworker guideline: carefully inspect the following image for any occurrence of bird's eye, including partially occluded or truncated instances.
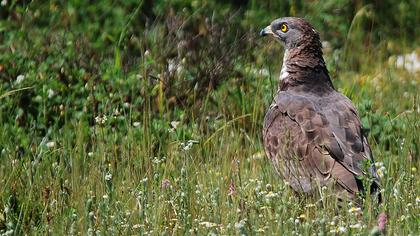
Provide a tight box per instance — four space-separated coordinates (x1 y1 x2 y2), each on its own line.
280 23 288 33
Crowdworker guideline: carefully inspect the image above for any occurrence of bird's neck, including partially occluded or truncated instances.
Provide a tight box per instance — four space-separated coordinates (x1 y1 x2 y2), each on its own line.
279 46 334 94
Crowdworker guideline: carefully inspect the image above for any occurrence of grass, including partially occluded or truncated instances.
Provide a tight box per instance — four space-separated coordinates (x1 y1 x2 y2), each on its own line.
0 1 419 235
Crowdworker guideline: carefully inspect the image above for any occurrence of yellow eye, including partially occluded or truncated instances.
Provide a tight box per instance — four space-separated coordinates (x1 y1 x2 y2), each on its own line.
280 23 288 32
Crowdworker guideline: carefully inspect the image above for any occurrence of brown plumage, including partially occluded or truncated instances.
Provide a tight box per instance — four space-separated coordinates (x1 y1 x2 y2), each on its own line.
260 17 380 201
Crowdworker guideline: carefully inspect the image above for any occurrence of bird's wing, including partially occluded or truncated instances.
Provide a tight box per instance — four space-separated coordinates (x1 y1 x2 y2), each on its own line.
321 93 380 185
263 91 378 195
263 101 315 193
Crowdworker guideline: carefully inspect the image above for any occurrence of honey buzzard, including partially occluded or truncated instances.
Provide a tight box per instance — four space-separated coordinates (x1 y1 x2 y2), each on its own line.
260 17 380 201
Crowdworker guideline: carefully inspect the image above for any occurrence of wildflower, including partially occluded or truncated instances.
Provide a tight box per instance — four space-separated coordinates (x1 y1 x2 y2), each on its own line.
377 166 386 178
349 223 362 229
133 121 141 127
234 220 245 230
161 179 170 190
167 59 177 74
181 140 199 151
47 89 55 98
102 194 109 200
305 203 316 208
132 224 142 229
294 218 300 224
338 226 347 233
374 162 383 167
105 173 112 181
95 115 107 125
228 179 235 196
46 141 55 149
348 207 362 214
113 108 120 116
265 191 277 199
377 213 387 232
393 188 399 198
199 221 218 228
170 121 180 129
15 74 25 84
88 152 93 157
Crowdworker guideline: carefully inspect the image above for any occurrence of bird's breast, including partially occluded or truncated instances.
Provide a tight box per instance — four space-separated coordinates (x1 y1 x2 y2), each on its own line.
280 64 289 80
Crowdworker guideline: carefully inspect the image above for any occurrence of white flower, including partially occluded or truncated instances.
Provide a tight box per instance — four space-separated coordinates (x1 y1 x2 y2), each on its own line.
47 89 55 98
377 166 386 178
348 207 362 214
46 141 55 148
95 115 107 125
113 108 120 116
350 223 362 229
181 140 198 151
133 121 141 127
1 0 7 7
265 191 277 199
374 162 384 168
132 224 142 229
16 74 25 84
167 59 177 74
338 226 347 233
105 173 112 181
235 220 245 230
170 121 180 129
199 221 218 228
393 188 399 198
88 152 93 157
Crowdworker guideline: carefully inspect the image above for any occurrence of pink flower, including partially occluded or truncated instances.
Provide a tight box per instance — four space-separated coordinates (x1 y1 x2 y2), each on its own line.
161 179 170 190
228 179 236 196
377 212 387 232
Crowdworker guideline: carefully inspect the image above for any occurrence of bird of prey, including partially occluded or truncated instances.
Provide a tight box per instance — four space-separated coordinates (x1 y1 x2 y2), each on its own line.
260 17 380 201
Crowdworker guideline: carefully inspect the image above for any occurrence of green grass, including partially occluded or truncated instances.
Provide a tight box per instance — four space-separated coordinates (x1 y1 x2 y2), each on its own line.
0 1 419 235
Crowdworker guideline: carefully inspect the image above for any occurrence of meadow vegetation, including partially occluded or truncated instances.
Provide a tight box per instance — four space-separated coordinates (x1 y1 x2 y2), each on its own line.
0 1 419 235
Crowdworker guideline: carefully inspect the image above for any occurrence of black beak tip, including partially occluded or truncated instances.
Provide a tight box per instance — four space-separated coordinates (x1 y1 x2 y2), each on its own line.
260 29 267 36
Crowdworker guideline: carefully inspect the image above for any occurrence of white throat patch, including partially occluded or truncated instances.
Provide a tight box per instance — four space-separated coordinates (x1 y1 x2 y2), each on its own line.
280 49 289 80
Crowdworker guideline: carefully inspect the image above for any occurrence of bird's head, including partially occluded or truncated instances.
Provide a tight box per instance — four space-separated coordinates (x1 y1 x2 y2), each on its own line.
260 17 321 50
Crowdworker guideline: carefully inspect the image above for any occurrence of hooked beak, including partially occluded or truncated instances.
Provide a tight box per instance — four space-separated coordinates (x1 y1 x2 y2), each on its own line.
260 25 273 36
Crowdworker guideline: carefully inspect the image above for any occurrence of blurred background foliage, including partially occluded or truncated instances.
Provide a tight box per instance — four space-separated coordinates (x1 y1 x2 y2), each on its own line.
1 0 418 119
